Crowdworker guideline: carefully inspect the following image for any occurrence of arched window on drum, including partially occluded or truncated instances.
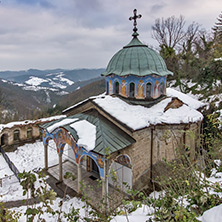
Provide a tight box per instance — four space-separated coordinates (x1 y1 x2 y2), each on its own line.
146 82 152 98
114 81 119 95
159 82 165 95
106 81 109 94
129 82 135 98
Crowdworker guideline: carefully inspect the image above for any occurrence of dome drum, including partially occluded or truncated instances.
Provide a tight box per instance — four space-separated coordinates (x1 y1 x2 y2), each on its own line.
106 75 166 100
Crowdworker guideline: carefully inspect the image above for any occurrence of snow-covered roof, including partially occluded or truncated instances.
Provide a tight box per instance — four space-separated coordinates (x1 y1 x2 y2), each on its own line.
47 118 78 133
70 120 96 151
166 88 204 109
94 95 203 130
63 88 203 131
0 115 66 133
42 110 135 155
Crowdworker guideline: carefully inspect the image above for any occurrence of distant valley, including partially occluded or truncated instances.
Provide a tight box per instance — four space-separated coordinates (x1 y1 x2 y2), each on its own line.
0 68 105 121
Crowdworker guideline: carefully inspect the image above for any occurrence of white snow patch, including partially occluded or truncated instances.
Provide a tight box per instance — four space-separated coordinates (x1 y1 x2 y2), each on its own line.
214 57 222 61
56 91 69 96
13 197 87 222
199 204 222 222
111 205 154 222
0 154 13 177
47 118 78 133
25 76 48 86
0 115 66 133
166 88 204 109
94 95 203 130
70 120 96 151
0 140 60 201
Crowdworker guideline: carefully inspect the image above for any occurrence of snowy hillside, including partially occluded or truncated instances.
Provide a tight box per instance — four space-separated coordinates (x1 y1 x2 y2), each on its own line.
0 68 104 94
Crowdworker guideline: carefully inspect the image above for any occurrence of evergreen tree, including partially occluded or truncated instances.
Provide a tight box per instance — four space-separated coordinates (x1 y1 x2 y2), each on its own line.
212 12 222 43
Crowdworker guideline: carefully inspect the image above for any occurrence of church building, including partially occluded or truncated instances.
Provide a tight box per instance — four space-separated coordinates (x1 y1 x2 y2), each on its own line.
40 10 203 204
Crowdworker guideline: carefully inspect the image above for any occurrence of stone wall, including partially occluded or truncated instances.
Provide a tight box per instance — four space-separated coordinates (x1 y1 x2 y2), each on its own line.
108 122 201 191
0 124 40 149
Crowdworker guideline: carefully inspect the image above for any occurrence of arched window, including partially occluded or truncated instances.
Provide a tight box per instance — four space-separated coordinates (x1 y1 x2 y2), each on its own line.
129 82 135 98
27 127 33 139
160 82 164 95
106 81 109 94
146 82 152 98
1 134 8 146
109 154 132 192
13 129 20 142
114 81 119 94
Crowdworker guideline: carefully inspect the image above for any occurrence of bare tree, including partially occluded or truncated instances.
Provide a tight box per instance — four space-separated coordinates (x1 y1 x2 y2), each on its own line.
182 22 201 53
152 15 186 49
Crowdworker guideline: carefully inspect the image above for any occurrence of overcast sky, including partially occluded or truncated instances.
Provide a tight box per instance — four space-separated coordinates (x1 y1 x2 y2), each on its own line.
0 0 221 71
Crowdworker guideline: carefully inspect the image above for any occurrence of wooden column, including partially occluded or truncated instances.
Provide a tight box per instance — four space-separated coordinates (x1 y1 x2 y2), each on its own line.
59 153 63 182
77 163 82 193
102 178 106 197
102 158 107 211
44 143 48 170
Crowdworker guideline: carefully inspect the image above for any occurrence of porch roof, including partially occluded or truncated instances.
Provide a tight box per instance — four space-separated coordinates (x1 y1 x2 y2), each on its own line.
40 109 136 155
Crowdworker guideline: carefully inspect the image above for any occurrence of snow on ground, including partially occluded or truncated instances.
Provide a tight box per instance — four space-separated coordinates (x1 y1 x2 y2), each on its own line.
111 205 154 222
25 76 48 86
0 155 13 177
53 73 74 86
13 197 88 222
0 140 61 202
199 204 222 222
6 140 58 172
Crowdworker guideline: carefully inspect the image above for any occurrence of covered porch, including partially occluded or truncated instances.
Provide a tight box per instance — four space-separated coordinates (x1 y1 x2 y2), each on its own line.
47 160 125 212
40 110 136 212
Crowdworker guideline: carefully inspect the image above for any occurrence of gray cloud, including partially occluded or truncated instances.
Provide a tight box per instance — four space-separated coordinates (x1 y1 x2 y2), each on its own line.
0 0 221 71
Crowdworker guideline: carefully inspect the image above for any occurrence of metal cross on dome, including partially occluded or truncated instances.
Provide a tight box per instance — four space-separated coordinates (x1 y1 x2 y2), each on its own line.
129 9 142 34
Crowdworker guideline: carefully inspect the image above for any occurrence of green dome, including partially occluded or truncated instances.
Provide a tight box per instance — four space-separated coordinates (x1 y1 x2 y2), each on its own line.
102 36 173 77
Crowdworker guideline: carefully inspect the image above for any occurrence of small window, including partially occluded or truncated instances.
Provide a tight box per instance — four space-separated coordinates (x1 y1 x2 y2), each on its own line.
114 81 119 94
129 82 135 98
13 129 20 142
146 82 152 98
27 127 33 139
160 82 164 95
106 81 109 94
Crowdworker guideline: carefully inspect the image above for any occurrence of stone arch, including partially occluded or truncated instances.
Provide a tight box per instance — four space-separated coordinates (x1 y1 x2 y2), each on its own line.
129 82 135 98
109 154 132 192
13 129 20 142
1 133 8 146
